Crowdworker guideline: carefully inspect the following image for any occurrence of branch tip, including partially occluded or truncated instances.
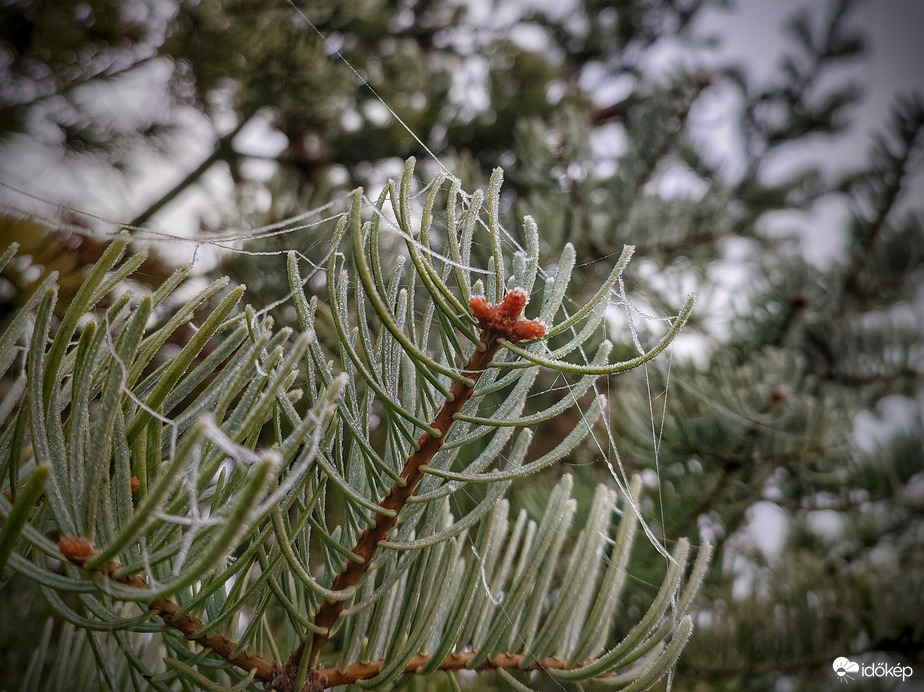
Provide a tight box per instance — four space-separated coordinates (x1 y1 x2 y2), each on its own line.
470 289 546 343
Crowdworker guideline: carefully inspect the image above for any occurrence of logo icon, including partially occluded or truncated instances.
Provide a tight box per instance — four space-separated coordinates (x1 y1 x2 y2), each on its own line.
833 657 860 683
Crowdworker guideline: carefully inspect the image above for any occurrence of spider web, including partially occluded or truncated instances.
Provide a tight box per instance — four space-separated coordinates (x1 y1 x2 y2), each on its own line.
0 1 690 677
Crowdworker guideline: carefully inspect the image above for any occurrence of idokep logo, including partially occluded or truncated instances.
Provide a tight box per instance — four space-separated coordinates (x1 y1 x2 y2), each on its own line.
833 657 914 684
833 657 860 683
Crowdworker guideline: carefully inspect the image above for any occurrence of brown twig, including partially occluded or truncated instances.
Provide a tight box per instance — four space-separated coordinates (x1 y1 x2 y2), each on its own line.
150 597 275 679
277 290 545 690
318 651 574 688
301 340 500 661
57 535 276 682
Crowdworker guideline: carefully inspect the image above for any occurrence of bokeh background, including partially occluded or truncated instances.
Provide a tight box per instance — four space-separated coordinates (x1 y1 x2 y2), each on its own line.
1 1 923 689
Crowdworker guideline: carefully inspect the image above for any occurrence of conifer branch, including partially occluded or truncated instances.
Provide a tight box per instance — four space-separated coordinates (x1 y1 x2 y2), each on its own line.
56 535 277 682
284 290 546 682
317 651 574 687
1 163 703 691
845 96 924 297
297 339 501 668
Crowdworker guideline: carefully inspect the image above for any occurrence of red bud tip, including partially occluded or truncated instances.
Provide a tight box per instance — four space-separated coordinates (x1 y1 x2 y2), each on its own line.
470 289 546 342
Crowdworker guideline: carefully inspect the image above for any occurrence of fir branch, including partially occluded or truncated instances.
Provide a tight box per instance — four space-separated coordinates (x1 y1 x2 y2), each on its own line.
2 165 702 692
6 54 163 112
281 290 544 684
628 81 705 198
151 598 275 683
845 94 924 297
317 651 574 688
55 535 277 682
664 387 807 540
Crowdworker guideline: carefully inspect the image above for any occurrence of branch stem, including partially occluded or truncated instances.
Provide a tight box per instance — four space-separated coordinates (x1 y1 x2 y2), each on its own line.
318 650 574 687
58 537 276 681
150 597 275 680
298 336 502 671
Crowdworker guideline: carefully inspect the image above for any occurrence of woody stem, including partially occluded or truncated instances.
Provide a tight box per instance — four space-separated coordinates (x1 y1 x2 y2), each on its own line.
59 549 276 681
285 334 501 679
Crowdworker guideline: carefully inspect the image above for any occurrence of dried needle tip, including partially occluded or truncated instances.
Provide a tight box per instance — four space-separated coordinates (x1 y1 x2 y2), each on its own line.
470 288 546 343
